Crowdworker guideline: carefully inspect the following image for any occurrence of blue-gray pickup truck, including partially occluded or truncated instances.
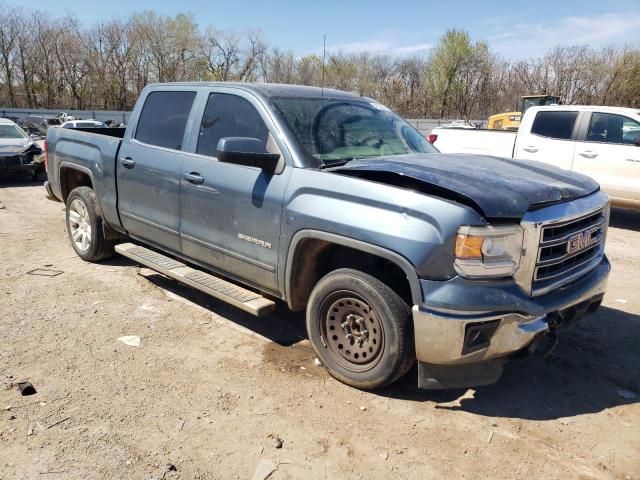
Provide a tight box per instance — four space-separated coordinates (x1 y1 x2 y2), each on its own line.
44 82 610 390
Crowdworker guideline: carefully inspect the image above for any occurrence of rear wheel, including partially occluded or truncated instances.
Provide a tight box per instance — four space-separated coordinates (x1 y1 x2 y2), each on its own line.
306 268 414 390
65 186 114 262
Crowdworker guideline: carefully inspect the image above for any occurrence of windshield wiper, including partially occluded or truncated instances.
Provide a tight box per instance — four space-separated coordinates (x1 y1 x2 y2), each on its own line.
320 158 356 169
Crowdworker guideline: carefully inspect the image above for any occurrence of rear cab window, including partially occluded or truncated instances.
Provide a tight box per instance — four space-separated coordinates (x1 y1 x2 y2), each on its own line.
531 111 578 140
135 91 197 150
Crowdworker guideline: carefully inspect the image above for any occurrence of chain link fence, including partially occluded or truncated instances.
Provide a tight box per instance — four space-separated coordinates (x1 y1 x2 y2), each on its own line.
405 119 485 136
0 108 131 125
1 107 485 134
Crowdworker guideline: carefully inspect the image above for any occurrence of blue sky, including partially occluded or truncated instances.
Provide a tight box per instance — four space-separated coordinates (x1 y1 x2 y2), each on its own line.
14 0 640 59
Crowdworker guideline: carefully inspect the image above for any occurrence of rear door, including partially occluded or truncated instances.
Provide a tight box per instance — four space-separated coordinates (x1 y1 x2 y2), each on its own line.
117 89 197 252
179 90 291 293
572 111 640 202
514 110 579 169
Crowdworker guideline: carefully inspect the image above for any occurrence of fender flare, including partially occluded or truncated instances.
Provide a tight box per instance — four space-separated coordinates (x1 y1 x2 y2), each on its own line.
58 162 103 214
284 229 423 307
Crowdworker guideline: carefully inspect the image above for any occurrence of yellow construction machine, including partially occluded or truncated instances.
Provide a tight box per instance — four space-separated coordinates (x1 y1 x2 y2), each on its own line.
488 95 561 130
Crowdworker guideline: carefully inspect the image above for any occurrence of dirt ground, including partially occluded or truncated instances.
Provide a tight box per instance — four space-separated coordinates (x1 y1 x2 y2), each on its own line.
1 177 639 480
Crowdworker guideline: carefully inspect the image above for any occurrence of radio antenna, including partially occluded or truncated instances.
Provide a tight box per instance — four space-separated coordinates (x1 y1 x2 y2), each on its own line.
321 34 326 103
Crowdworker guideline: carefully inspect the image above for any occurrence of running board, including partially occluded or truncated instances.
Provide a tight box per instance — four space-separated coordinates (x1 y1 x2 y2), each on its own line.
115 243 275 316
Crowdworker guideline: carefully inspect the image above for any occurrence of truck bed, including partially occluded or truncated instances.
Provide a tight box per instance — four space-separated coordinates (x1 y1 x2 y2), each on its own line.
46 126 124 229
73 127 126 138
432 127 517 158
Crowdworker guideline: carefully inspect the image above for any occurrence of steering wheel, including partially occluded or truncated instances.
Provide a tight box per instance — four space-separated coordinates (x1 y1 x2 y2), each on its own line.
312 101 378 154
356 135 384 148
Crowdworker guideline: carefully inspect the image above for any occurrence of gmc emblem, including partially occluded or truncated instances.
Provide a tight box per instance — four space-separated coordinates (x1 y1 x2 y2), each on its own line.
567 227 600 255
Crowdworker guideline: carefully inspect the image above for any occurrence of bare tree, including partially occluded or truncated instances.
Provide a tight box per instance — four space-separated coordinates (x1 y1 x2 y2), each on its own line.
0 8 639 118
0 7 20 106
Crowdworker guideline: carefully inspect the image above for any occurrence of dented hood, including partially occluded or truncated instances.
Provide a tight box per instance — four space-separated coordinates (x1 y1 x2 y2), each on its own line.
0 139 36 157
330 153 600 219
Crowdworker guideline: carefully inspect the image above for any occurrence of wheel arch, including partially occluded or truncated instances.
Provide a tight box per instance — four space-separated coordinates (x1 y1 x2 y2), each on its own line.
284 230 422 311
59 164 121 240
59 163 95 203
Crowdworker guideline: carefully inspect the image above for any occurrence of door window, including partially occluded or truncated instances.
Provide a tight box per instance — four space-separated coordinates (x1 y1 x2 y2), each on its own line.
586 112 640 145
197 93 269 157
135 91 196 150
530 111 578 140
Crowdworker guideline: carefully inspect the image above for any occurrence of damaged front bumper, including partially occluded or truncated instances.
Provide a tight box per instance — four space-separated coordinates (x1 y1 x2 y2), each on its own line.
413 256 610 389
0 151 44 176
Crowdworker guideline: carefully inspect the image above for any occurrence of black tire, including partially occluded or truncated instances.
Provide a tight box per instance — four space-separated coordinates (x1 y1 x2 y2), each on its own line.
33 166 47 183
65 186 115 262
306 268 415 390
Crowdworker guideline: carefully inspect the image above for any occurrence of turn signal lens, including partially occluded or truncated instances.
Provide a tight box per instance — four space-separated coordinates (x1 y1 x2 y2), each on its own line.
454 234 484 259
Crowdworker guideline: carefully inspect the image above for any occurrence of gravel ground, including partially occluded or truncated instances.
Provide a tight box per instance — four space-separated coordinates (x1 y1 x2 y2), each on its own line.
1 178 639 480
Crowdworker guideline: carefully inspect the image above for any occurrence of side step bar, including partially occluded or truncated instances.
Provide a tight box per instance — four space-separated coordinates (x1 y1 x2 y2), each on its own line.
115 243 276 316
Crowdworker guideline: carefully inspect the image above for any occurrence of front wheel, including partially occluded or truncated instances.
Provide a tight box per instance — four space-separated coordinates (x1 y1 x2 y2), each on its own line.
306 268 415 390
65 186 114 262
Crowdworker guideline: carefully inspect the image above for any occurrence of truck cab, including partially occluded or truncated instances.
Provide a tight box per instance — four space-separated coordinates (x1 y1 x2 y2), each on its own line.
432 105 640 211
515 106 640 210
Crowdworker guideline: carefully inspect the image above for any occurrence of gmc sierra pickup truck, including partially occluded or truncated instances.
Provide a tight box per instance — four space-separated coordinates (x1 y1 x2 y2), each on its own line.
45 83 610 390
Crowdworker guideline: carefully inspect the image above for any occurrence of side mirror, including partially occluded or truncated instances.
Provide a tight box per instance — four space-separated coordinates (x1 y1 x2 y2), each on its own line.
29 133 40 140
217 137 280 171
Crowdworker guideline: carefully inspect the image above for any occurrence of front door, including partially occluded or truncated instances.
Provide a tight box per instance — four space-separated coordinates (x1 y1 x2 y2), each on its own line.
515 110 578 170
572 111 640 202
117 90 197 252
179 91 291 293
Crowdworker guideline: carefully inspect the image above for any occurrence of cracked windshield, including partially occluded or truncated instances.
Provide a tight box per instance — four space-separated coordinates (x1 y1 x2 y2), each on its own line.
272 97 437 165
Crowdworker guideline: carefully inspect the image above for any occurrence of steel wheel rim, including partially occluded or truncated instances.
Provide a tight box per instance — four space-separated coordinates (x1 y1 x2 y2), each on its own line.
68 199 92 252
319 290 385 373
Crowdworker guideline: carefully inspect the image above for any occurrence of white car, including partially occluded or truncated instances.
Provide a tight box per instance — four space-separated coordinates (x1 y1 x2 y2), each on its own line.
61 120 107 129
0 117 45 180
431 105 640 211
438 120 479 129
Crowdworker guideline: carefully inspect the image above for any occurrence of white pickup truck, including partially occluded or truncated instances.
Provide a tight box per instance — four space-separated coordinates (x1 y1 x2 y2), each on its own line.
431 105 640 210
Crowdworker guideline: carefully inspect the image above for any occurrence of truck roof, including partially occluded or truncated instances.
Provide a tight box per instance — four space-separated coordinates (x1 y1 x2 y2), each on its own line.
531 105 640 116
146 82 368 101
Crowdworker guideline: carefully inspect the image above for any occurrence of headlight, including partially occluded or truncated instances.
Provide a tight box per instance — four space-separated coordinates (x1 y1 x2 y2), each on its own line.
454 225 524 278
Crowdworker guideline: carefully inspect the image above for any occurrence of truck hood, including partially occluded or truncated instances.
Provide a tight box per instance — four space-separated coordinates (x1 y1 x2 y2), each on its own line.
330 153 600 219
0 140 36 157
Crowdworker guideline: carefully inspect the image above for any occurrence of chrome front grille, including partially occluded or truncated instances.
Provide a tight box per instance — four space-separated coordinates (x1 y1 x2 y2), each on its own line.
515 191 610 298
534 209 606 286
536 243 600 281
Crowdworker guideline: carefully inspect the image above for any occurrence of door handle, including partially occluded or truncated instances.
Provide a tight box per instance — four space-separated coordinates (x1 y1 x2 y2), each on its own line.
184 172 204 184
578 151 598 159
120 157 135 168
523 146 539 153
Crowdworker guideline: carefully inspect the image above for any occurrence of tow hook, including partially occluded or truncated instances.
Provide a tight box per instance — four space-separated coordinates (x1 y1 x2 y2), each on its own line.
527 313 559 357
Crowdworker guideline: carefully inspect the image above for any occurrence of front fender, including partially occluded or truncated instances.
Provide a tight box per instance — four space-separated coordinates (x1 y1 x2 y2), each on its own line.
284 229 423 305
279 168 484 287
